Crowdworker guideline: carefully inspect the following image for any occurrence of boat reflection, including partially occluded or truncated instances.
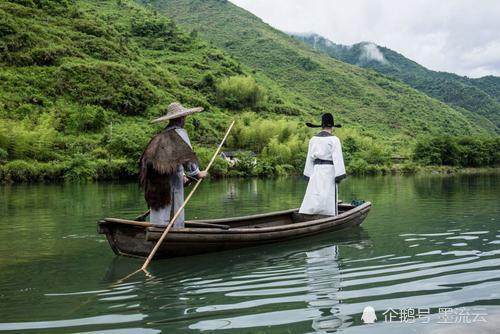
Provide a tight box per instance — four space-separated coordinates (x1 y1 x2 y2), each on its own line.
101 227 371 332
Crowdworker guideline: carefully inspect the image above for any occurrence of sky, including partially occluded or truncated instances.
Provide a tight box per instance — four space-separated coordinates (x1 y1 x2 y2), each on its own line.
230 0 500 78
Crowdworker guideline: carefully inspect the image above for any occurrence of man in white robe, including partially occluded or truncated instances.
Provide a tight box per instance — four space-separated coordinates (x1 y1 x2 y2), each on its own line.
299 113 346 216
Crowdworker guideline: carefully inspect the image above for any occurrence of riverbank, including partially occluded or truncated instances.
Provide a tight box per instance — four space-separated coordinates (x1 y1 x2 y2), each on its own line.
417 166 500 175
1 158 498 184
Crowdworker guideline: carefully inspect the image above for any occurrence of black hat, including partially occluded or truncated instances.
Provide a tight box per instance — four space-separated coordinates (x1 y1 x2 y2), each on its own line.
306 113 342 128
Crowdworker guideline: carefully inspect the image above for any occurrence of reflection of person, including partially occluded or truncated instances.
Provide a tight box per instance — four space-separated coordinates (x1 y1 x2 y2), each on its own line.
139 102 208 228
299 113 346 216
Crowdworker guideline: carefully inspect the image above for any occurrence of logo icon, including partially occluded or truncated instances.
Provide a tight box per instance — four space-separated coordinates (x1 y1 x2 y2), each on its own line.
362 306 377 324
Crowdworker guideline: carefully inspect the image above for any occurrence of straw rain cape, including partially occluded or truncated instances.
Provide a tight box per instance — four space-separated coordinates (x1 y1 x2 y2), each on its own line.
139 128 198 210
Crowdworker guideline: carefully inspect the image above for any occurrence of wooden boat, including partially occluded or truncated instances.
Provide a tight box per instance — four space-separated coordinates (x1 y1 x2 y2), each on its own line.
98 202 371 259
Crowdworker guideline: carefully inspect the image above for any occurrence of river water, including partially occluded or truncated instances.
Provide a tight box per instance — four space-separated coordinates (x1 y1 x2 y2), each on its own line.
0 175 499 333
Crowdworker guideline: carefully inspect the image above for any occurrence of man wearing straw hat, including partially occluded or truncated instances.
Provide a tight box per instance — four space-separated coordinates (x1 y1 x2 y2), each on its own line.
299 113 346 216
139 102 208 228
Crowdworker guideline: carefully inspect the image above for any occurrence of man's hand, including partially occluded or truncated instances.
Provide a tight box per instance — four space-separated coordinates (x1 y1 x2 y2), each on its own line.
197 170 208 179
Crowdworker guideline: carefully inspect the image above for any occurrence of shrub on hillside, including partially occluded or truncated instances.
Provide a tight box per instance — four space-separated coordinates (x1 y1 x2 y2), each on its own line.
34 0 71 14
53 61 158 115
0 15 17 37
413 135 499 167
298 57 319 71
0 148 7 163
131 16 171 38
64 153 96 180
457 137 492 167
28 46 79 66
414 136 461 166
103 122 151 162
59 104 107 133
232 151 256 176
216 76 265 110
0 116 58 161
195 147 229 177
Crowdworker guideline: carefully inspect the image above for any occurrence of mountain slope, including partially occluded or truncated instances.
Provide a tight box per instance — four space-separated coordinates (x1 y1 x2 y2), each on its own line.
147 0 494 138
293 33 500 131
472 76 500 103
0 0 316 181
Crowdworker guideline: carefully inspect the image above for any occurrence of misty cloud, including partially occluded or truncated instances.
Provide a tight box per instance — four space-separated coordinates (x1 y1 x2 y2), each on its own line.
230 0 500 78
359 43 387 64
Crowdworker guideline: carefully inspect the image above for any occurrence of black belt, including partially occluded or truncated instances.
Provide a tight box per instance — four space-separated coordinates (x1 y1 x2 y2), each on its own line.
314 159 334 165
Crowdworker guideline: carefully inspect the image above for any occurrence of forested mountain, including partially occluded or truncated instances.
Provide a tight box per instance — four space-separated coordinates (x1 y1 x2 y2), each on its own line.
0 0 320 181
293 33 500 132
146 0 495 137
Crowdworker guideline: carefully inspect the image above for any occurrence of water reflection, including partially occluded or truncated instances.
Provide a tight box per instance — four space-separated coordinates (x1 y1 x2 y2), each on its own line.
98 229 371 332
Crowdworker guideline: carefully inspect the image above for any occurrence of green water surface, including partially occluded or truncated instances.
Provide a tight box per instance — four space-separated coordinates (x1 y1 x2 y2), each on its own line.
0 175 499 333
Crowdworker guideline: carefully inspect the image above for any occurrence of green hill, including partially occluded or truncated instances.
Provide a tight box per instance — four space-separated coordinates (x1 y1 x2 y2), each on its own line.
148 0 495 137
0 0 497 183
0 0 322 181
293 33 500 132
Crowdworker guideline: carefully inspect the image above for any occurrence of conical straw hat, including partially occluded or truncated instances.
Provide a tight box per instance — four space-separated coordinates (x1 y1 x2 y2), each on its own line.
151 102 204 123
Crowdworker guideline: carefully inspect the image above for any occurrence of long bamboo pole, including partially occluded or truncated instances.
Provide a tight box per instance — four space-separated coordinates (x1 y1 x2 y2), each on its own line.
141 119 235 270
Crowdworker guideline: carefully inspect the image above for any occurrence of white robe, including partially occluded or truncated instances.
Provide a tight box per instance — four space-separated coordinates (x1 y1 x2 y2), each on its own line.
299 132 346 216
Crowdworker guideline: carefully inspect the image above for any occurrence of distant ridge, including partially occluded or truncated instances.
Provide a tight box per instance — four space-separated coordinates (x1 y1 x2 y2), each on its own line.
293 33 500 132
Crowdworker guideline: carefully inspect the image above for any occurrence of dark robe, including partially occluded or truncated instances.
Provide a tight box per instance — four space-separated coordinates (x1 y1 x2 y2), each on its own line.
139 127 198 210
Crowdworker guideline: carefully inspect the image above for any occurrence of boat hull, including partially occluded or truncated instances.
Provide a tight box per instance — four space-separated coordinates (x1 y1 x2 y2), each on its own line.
98 202 371 259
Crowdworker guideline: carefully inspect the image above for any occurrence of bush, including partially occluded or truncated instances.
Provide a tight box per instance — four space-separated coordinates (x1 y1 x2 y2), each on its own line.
73 18 107 37
54 61 158 116
457 137 490 167
94 159 130 180
3 159 37 182
254 158 276 177
209 157 229 177
193 147 229 178
64 153 96 180
0 148 7 162
0 16 17 37
359 144 391 165
398 162 418 174
347 158 370 175
343 136 360 155
131 16 171 37
232 151 256 176
216 76 265 110
412 135 500 167
0 116 59 161
60 104 107 133
414 136 461 166
104 122 151 161
78 37 123 61
298 57 319 71
35 0 71 14
275 164 295 176
28 46 78 66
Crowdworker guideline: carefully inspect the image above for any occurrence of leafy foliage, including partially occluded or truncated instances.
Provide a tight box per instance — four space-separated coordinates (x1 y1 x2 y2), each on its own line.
0 0 309 182
414 136 500 167
216 76 265 110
